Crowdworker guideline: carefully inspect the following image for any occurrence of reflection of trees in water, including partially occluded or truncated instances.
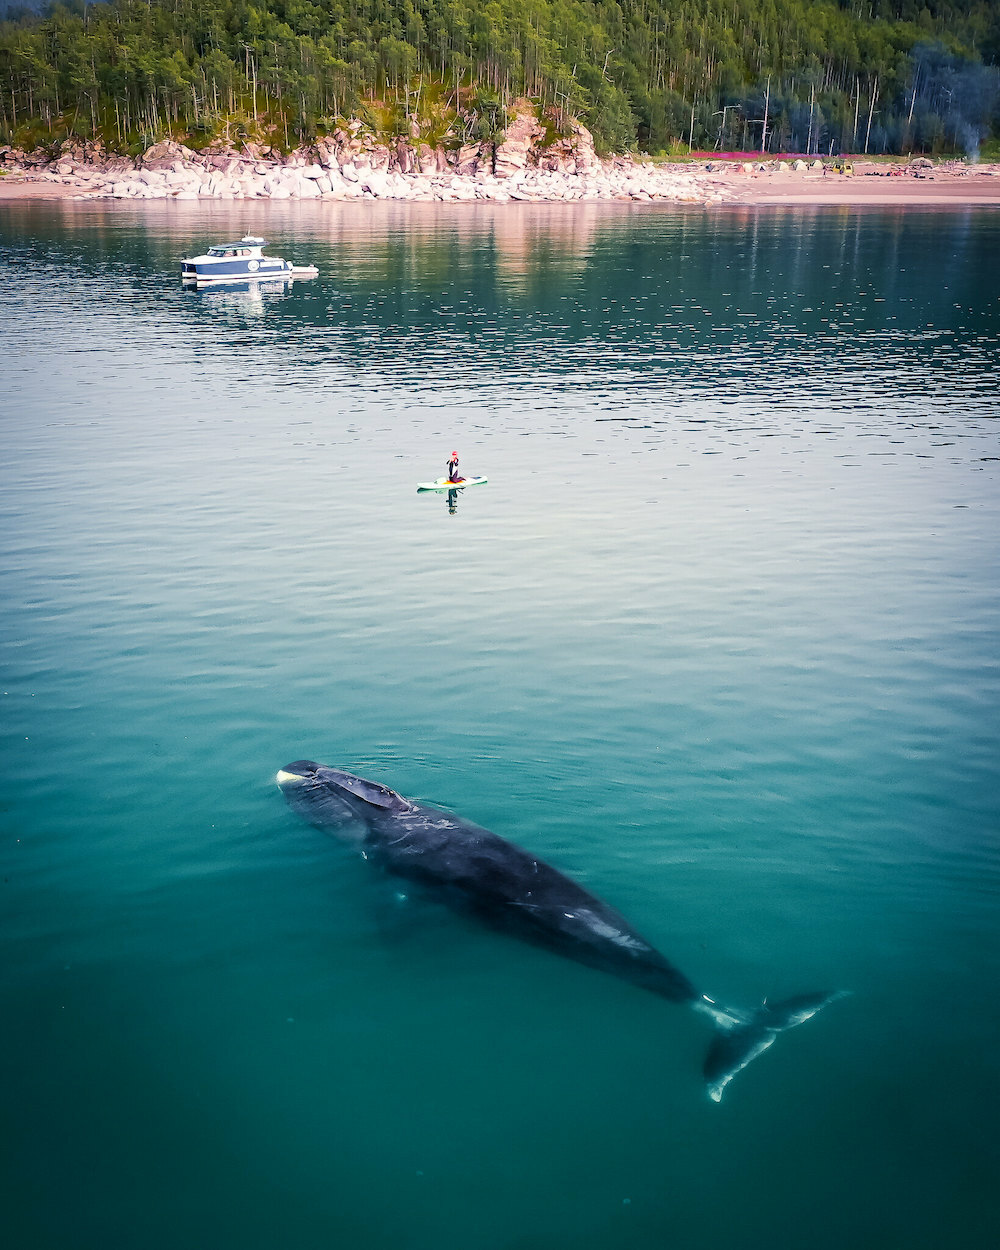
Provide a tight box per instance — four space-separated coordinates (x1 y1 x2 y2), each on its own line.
258 206 991 404
15 199 992 405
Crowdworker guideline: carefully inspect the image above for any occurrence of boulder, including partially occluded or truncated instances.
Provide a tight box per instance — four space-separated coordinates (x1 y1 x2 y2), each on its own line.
454 143 483 175
538 148 576 175
395 139 415 174
387 172 414 199
315 140 339 170
415 143 438 175
568 119 599 173
493 100 545 178
201 154 238 174
360 169 388 196
140 139 197 169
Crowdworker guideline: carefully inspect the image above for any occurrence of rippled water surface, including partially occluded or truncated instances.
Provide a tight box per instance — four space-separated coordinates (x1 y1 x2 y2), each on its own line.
2 200 999 1250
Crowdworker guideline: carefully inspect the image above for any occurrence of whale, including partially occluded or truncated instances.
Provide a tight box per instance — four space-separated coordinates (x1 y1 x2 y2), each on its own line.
276 760 844 1102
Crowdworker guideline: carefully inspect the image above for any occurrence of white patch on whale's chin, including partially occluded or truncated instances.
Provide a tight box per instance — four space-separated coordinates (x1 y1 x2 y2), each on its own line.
276 769 306 787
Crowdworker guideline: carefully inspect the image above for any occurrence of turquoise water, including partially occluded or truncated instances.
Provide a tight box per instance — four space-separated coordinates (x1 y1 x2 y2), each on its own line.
2 200 999 1249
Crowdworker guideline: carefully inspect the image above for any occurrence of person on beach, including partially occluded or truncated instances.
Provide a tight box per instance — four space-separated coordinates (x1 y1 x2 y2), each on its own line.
447 451 461 482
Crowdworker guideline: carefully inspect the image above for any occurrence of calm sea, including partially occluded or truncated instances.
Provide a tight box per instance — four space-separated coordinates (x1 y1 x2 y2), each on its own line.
2 199 998 1250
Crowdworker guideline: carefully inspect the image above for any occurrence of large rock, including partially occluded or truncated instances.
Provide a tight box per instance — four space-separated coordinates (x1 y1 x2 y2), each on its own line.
416 143 445 174
454 143 483 175
361 169 388 196
493 101 545 178
203 154 241 174
537 115 598 176
140 139 197 169
315 139 339 170
395 139 415 174
570 120 598 172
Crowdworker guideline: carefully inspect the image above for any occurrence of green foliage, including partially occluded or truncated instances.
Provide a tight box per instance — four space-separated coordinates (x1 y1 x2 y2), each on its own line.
0 0 997 155
468 87 507 144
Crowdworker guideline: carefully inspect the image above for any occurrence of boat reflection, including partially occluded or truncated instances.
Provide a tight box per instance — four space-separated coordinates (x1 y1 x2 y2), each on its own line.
182 274 296 297
180 273 309 314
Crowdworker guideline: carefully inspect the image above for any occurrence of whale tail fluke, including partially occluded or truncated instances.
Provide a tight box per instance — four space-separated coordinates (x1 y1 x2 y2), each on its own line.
702 991 848 1103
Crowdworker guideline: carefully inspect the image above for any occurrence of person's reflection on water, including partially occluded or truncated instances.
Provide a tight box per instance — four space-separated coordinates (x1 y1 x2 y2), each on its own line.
447 488 460 515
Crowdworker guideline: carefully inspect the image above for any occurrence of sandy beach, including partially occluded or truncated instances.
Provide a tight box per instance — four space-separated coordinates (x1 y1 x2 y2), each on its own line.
2 156 998 207
719 161 1000 206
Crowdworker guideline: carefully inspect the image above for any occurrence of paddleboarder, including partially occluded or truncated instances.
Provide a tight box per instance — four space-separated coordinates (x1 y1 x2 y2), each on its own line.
447 450 461 483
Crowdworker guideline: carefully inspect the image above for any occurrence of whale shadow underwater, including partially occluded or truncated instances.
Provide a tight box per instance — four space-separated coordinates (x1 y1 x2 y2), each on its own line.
277 760 845 1102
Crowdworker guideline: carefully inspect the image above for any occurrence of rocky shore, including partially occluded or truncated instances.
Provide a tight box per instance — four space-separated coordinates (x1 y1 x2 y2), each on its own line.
0 107 735 205
2 102 998 207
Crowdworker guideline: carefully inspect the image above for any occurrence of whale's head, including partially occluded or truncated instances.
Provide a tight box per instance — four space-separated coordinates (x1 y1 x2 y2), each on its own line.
277 760 412 837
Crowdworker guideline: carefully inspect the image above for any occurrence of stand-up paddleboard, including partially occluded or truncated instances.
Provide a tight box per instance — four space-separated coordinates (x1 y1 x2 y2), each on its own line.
416 476 488 492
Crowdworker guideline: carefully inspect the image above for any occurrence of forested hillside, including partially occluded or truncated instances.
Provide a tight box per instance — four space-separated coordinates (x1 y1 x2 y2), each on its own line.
1 0 998 158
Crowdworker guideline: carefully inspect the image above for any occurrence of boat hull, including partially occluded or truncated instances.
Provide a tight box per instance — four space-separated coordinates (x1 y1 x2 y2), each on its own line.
181 263 319 286
182 258 292 280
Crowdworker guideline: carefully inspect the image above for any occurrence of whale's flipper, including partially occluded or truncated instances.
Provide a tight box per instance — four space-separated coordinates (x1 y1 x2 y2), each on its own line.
703 991 847 1103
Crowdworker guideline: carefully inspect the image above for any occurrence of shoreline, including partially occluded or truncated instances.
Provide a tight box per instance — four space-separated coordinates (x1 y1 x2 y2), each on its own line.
2 156 999 209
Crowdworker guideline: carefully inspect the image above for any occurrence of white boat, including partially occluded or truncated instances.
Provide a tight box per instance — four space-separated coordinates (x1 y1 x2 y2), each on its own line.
180 235 318 285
